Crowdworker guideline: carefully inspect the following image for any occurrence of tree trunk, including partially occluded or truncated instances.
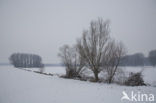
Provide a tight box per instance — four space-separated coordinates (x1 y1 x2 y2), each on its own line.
94 71 99 82
108 77 112 84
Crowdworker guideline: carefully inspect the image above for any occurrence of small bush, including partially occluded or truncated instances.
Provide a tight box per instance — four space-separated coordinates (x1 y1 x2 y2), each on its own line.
125 72 146 86
65 68 82 78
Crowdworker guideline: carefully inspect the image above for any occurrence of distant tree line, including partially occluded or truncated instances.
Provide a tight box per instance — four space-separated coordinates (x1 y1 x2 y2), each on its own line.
9 53 44 68
149 50 156 66
120 50 156 66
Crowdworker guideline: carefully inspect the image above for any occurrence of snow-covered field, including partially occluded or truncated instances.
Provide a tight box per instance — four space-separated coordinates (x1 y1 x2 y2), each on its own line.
0 66 156 103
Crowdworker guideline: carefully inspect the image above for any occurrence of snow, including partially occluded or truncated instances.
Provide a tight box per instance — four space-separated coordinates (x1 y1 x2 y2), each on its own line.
0 66 156 103
44 66 66 75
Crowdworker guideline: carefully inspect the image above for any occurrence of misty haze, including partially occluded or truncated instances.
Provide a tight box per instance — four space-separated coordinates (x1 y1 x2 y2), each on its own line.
0 0 156 103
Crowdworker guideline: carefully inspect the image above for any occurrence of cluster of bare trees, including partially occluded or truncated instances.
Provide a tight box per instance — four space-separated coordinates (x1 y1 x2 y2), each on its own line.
59 18 125 83
9 53 44 68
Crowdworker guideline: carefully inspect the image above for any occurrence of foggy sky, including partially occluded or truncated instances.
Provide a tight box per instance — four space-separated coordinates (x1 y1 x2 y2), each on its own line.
0 0 156 63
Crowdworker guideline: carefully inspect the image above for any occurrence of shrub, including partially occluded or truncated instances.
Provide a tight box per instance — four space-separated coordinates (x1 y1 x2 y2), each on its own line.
125 72 146 86
65 68 82 78
58 45 85 79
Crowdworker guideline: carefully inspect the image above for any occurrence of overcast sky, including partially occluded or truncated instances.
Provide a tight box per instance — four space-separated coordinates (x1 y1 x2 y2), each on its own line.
0 0 156 64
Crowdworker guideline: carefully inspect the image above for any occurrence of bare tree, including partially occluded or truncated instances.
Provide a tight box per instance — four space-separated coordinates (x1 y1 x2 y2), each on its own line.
102 40 126 83
77 18 110 82
58 45 85 78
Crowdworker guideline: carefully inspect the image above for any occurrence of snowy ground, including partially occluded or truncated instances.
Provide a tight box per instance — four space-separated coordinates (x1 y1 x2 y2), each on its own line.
0 66 156 103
